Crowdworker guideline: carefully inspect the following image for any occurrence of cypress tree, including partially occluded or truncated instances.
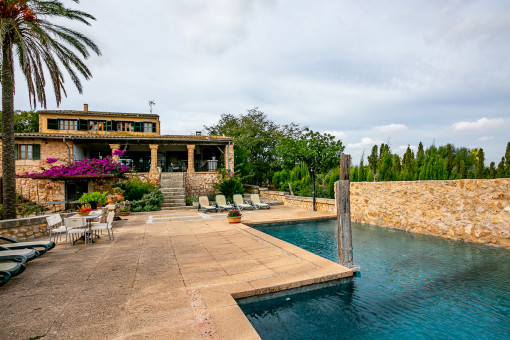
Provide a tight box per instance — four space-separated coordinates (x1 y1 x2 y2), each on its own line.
505 142 510 176
358 159 366 182
368 145 378 181
476 148 485 179
496 157 506 178
459 160 466 179
489 162 496 179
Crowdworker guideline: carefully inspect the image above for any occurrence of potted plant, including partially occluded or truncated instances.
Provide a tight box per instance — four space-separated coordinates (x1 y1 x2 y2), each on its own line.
78 204 92 216
227 210 242 224
119 207 130 216
107 194 117 204
79 191 108 209
113 187 124 202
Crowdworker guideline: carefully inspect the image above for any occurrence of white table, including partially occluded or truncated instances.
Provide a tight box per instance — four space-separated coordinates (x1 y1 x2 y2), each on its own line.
71 211 103 244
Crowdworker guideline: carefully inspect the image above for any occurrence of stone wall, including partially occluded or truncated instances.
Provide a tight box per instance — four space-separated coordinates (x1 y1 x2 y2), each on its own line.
185 172 221 197
0 216 49 240
260 179 510 249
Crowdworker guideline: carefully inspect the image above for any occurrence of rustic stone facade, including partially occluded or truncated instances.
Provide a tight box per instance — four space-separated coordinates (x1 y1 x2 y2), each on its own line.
224 143 234 172
185 172 221 198
261 179 510 249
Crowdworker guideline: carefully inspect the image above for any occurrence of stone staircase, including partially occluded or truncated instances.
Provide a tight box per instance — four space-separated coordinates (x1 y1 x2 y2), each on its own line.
160 173 186 210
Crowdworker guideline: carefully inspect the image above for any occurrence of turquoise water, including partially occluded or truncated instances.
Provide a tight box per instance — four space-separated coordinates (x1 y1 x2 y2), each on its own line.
238 220 510 339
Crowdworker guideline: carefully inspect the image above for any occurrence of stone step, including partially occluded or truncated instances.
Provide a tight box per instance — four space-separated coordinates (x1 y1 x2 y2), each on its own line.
160 187 184 192
160 181 184 188
163 198 185 203
162 194 185 199
161 202 186 207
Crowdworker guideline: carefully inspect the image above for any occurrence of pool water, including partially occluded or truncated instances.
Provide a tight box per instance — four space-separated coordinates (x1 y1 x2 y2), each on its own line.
238 220 510 339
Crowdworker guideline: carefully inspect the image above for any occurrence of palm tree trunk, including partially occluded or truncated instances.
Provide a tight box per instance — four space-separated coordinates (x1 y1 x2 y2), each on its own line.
2 40 17 220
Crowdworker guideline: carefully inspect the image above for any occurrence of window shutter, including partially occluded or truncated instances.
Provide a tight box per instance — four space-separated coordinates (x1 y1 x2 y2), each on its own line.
106 120 113 131
134 122 143 132
112 120 117 131
152 122 157 133
78 119 88 131
14 144 18 160
47 119 58 130
32 144 40 160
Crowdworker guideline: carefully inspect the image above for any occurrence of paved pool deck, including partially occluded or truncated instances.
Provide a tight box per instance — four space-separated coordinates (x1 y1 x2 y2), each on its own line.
0 206 353 339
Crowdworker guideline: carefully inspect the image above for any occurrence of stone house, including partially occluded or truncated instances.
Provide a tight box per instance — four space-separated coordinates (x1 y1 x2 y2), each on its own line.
0 105 234 206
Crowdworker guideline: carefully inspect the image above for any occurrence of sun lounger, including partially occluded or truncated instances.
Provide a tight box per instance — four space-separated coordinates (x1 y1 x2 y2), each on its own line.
250 194 270 210
0 260 26 286
0 236 55 255
198 196 218 213
215 195 234 212
233 194 253 211
0 247 40 262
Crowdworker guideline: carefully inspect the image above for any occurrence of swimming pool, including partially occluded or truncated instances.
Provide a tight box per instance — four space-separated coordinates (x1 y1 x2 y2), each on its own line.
238 220 510 339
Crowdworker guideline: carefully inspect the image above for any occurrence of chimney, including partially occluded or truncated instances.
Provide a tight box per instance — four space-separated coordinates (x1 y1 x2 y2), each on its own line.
84 104 88 112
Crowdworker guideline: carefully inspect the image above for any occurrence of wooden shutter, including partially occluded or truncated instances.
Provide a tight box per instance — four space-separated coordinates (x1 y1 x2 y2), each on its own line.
32 144 40 160
133 122 143 132
14 144 18 160
47 118 58 130
106 120 113 131
152 122 157 133
78 119 88 131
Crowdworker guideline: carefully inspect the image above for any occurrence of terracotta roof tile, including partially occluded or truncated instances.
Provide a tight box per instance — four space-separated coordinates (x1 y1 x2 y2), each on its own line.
38 110 159 119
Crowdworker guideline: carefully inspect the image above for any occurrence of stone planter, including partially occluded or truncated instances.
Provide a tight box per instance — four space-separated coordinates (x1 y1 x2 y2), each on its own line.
227 216 242 224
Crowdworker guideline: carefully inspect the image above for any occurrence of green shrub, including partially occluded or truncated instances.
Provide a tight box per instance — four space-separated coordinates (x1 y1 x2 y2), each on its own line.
0 204 3 219
119 177 156 201
78 191 108 206
16 201 47 217
131 189 163 212
219 179 244 202
186 196 198 206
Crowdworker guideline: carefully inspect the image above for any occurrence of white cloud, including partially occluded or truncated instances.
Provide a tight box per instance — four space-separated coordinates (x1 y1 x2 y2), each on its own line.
373 124 408 134
325 130 347 140
396 144 418 153
347 137 382 149
478 136 494 141
452 117 506 132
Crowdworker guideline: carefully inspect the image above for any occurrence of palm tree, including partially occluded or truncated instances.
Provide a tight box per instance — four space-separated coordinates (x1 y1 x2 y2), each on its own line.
1 0 100 219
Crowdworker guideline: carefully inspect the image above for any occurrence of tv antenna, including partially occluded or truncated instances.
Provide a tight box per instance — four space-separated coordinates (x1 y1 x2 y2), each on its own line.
149 100 156 114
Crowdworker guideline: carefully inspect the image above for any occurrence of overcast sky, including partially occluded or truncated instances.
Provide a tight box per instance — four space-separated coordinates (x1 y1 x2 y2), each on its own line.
13 0 510 164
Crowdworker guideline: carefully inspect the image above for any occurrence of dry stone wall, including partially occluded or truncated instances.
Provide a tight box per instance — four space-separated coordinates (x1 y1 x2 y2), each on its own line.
185 173 221 197
260 178 510 249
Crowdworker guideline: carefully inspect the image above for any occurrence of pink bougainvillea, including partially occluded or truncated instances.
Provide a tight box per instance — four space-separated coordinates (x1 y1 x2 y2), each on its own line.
112 149 126 157
17 156 130 178
46 158 58 164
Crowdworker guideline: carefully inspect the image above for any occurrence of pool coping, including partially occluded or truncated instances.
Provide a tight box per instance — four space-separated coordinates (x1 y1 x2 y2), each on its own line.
199 216 353 339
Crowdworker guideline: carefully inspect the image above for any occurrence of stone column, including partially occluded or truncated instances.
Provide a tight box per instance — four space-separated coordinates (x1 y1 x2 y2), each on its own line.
187 144 195 173
224 143 234 172
149 144 159 173
109 144 121 161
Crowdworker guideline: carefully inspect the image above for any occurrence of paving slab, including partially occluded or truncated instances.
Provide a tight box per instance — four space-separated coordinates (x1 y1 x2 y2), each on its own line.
0 206 352 339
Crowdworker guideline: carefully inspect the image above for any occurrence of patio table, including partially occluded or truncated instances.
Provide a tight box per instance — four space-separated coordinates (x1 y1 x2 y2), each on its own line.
70 211 103 245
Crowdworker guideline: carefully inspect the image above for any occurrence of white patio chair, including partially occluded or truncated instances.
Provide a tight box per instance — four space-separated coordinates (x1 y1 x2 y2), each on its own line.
46 214 67 243
64 217 88 249
91 212 115 243
233 194 253 211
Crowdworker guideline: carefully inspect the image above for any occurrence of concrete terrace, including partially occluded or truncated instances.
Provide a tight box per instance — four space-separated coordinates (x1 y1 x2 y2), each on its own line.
0 206 352 339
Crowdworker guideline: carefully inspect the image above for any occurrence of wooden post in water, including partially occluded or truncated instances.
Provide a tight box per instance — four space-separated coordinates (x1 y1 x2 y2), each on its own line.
336 154 353 268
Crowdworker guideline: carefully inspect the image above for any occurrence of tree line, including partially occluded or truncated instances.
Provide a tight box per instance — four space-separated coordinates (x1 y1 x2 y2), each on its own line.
352 142 510 182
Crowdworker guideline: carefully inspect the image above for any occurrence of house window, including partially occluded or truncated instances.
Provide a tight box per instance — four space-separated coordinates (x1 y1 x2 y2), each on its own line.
117 122 131 132
89 120 105 131
15 144 40 160
59 119 77 130
144 122 152 132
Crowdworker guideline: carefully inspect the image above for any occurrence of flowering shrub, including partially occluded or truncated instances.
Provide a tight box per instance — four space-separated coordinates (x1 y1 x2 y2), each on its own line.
227 210 242 217
46 158 58 164
17 156 130 178
112 149 126 157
